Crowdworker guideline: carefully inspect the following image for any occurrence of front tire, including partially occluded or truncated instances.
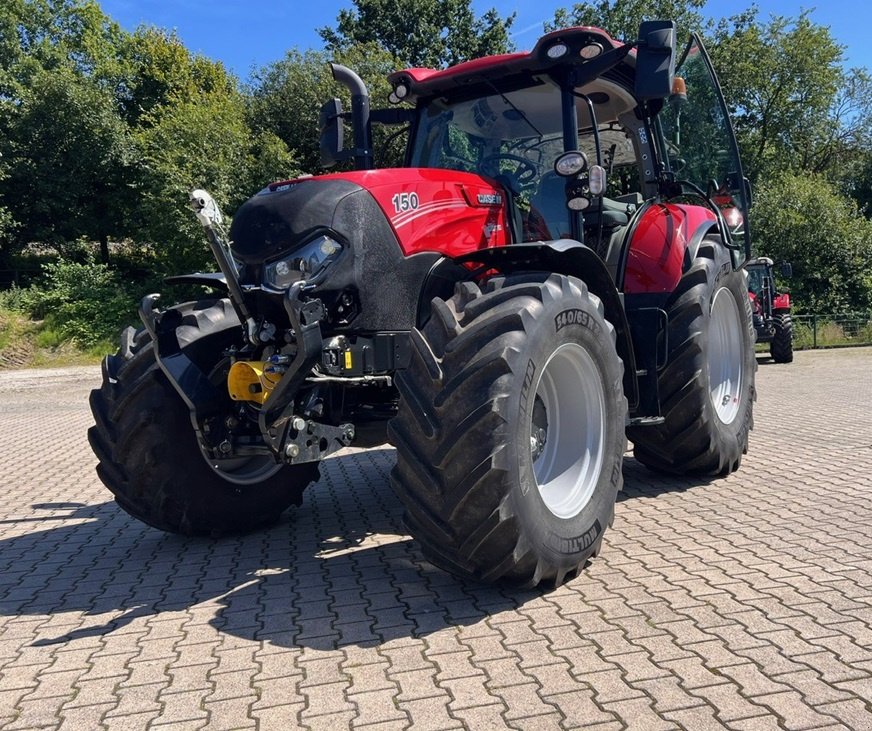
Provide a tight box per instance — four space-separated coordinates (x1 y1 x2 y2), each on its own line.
770 314 794 363
628 240 756 475
88 300 319 536
389 274 627 588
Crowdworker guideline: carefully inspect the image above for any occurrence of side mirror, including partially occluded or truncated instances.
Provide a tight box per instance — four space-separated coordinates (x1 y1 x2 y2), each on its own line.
319 98 345 168
780 262 793 278
634 20 676 101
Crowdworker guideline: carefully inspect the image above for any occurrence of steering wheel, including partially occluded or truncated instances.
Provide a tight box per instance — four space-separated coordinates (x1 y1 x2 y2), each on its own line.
480 154 538 185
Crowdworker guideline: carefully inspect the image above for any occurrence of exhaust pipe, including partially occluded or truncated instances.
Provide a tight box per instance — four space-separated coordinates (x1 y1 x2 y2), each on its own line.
330 63 373 170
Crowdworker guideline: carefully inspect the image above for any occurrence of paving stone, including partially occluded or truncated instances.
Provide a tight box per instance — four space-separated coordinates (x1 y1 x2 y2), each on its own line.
396 695 459 730
349 687 407 726
1 346 872 731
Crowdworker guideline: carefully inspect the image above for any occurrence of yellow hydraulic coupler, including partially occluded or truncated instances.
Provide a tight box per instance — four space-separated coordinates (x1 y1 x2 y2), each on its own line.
227 361 283 404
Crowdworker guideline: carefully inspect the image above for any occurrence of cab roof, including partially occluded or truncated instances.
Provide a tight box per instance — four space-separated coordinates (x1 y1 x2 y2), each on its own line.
388 27 629 100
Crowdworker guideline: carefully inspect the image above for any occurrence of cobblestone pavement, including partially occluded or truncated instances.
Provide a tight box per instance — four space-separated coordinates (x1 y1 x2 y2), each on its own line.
0 349 870 730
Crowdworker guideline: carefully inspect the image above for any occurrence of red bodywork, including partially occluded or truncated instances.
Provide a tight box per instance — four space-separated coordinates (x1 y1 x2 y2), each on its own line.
272 171 713 296
773 292 791 312
389 27 622 97
623 204 717 294
272 169 510 257
748 290 760 314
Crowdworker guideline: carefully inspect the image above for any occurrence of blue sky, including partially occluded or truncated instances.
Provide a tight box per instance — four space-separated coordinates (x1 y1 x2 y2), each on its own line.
98 1 872 78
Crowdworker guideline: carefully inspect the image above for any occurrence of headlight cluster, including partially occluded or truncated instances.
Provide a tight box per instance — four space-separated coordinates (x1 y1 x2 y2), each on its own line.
263 235 344 289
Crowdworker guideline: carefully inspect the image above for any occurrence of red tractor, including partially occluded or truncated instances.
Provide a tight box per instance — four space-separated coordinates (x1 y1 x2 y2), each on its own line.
746 257 793 363
89 22 756 588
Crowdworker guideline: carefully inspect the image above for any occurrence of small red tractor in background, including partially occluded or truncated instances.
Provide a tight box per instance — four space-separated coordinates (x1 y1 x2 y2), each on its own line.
89 21 757 588
747 257 793 363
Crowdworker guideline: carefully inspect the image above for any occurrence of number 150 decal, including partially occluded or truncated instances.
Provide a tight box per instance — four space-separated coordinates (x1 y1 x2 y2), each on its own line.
392 192 420 213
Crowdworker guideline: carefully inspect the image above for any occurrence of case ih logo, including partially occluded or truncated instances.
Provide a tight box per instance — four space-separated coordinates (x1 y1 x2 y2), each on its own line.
477 193 503 206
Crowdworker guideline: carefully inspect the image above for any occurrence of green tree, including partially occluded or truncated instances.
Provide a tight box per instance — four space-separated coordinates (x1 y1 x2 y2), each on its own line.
752 172 872 313
126 29 297 274
709 9 862 184
117 27 233 127
248 43 400 175
3 66 132 263
319 0 515 68
0 0 128 266
547 0 706 41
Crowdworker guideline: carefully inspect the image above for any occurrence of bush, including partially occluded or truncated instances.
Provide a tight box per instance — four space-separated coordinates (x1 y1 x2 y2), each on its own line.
753 172 872 313
16 259 135 347
793 320 814 349
0 283 42 314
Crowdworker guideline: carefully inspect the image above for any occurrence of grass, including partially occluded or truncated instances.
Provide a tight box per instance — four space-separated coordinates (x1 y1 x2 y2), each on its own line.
0 308 108 369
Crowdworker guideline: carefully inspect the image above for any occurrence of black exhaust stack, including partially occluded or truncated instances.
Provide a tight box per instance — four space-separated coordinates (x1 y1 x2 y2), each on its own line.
330 63 373 170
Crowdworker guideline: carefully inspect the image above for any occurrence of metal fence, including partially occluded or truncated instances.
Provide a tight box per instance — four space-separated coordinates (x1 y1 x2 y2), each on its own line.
792 312 872 349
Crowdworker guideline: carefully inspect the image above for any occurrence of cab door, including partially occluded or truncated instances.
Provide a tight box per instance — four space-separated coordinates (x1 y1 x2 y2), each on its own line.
656 33 751 262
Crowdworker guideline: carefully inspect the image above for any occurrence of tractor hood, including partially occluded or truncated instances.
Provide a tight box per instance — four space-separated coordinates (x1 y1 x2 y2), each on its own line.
229 168 510 265
228 168 511 332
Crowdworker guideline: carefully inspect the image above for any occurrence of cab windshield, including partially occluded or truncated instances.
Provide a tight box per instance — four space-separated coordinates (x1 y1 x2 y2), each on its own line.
409 75 648 242
409 80 568 239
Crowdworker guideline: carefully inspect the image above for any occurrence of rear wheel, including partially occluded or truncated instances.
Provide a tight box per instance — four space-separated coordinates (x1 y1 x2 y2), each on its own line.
88 300 319 536
770 314 794 363
628 240 756 475
389 274 627 588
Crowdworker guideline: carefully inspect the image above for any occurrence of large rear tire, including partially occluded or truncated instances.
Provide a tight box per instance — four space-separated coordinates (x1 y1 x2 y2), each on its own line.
389 274 627 588
770 314 794 363
628 240 756 475
88 299 319 536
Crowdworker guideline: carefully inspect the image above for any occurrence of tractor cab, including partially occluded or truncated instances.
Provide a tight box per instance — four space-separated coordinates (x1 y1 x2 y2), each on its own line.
322 23 752 269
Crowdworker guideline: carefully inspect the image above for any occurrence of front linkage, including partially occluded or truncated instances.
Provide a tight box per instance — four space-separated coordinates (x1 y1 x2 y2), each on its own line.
139 191 355 469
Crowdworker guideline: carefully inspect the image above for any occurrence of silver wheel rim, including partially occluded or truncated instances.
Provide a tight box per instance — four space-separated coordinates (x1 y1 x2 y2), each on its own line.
530 343 606 519
202 451 284 486
708 287 744 425
199 359 285 485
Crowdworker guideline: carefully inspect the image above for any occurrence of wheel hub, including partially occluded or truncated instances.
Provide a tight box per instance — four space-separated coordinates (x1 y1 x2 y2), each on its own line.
530 396 549 461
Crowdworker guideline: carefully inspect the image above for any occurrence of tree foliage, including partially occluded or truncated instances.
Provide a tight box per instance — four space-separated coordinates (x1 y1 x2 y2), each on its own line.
319 0 515 68
248 43 400 175
547 0 706 41
708 9 857 184
752 172 872 313
4 65 132 262
0 2 295 273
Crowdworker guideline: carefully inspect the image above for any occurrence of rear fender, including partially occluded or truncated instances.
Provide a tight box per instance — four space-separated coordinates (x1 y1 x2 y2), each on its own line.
773 292 791 312
447 241 639 411
622 203 719 294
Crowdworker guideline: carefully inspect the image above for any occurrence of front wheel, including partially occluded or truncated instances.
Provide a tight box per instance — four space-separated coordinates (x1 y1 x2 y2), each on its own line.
770 314 794 363
88 300 319 536
389 274 627 588
628 240 756 475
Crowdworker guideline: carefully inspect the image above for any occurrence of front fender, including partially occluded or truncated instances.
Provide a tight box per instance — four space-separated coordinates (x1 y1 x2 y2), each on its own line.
447 240 639 410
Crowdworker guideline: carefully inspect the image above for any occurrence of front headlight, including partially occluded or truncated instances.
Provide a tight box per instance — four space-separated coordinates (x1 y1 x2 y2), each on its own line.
263 235 344 289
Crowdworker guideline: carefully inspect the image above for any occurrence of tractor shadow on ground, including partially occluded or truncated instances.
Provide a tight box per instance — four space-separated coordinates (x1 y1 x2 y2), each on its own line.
755 353 787 366
1 448 717 651
618 452 718 502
